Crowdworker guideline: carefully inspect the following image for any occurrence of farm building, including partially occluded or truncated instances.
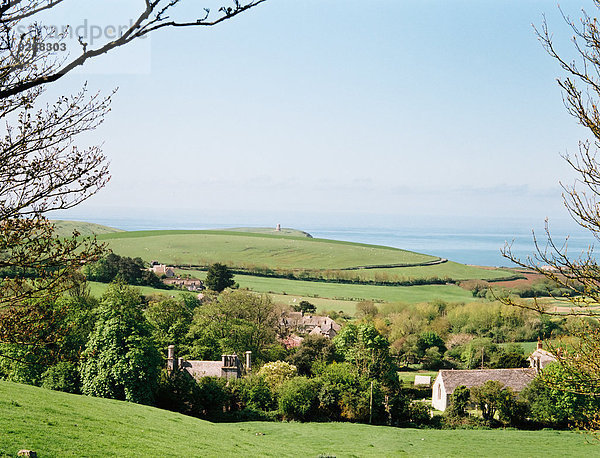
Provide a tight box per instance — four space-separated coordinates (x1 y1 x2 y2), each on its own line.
163 277 205 291
279 312 341 339
151 263 175 277
528 341 557 370
166 345 251 380
431 368 537 411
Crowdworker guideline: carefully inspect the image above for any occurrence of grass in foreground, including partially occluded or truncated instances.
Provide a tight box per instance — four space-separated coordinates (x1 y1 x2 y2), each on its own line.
0 381 596 458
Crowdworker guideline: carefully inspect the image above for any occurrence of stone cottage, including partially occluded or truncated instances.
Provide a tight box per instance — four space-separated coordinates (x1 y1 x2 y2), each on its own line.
528 341 558 370
166 345 251 380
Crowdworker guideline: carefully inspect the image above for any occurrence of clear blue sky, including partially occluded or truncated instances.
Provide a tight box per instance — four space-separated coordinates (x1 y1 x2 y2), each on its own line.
46 0 596 230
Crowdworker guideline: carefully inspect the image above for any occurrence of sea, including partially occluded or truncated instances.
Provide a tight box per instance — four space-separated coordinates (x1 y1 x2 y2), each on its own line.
61 213 599 268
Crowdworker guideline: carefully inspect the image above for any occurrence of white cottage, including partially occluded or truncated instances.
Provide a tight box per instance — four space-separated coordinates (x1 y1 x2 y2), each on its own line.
528 341 557 370
431 368 537 411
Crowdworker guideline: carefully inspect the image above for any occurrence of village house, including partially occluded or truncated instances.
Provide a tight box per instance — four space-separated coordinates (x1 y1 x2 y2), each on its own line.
150 261 175 278
528 341 558 370
279 311 341 339
163 277 205 292
431 367 537 411
166 345 251 380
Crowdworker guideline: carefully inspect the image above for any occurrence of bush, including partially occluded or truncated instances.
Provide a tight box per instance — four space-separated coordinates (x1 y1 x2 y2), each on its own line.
445 385 470 418
257 361 298 390
408 402 431 425
278 376 321 421
229 375 276 411
41 362 80 394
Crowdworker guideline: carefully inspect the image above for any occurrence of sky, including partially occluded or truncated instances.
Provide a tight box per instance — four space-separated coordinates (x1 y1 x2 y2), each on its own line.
40 0 599 231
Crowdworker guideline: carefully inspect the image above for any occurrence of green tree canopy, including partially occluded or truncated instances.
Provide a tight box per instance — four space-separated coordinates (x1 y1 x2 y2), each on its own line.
205 263 235 292
187 290 278 361
79 282 161 405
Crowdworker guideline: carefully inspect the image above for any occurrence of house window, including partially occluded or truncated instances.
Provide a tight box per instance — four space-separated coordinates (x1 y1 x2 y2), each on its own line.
437 384 441 399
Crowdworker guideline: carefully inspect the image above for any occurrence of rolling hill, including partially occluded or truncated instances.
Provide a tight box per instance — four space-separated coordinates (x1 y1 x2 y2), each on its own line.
0 381 595 457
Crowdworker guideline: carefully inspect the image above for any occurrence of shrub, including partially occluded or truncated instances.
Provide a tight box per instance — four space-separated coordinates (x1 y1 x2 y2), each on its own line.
408 402 431 425
41 362 80 394
278 376 321 421
257 361 298 390
445 385 470 418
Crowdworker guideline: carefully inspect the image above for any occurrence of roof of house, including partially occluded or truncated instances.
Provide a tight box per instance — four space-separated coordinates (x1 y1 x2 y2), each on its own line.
436 368 537 393
180 360 223 378
528 349 557 365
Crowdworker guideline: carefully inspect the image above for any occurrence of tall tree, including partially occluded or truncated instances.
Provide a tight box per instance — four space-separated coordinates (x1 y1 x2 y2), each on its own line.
501 3 600 428
79 282 161 405
0 0 266 355
205 263 235 292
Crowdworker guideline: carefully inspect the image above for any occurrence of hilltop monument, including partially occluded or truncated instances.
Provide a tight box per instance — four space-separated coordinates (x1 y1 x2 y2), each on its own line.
275 223 281 231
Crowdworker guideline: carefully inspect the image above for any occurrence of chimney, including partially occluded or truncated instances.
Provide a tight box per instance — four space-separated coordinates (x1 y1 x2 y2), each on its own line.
245 351 252 373
167 345 176 372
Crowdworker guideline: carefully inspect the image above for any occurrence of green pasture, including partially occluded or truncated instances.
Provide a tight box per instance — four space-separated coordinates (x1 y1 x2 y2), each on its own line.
190 271 476 304
87 282 185 300
223 227 312 237
96 230 440 270
397 371 439 384
51 220 123 238
499 341 539 354
0 381 595 458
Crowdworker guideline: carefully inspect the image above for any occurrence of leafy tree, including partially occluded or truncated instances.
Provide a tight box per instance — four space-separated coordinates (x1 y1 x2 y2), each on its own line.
416 331 446 356
145 296 196 354
0 0 265 359
288 334 340 376
498 5 600 427
492 351 527 369
187 290 278 361
460 338 500 369
316 362 388 424
521 364 600 427
229 375 277 412
83 253 162 287
334 323 393 380
355 301 378 319
257 361 298 391
205 263 235 292
79 283 161 405
445 385 471 418
278 376 321 421
41 362 80 394
292 300 316 314
470 380 510 422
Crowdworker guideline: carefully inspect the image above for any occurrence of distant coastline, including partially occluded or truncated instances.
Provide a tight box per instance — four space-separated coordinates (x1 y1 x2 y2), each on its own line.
52 216 597 268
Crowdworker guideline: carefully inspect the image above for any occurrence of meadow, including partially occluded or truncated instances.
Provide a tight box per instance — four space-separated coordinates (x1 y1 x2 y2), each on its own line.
1 381 596 458
96 229 441 270
51 220 123 238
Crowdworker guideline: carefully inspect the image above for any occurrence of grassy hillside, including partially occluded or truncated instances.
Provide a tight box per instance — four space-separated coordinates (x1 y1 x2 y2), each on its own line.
51 220 124 238
223 227 313 237
0 381 596 457
97 229 516 283
97 230 440 270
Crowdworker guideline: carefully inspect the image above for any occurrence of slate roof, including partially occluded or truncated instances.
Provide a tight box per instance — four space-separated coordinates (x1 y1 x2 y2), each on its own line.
437 368 537 393
180 360 223 378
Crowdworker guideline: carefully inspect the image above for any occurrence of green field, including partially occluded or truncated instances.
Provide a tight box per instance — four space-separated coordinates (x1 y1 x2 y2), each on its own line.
223 227 313 237
174 269 478 304
51 220 124 238
87 282 187 299
397 371 439 384
1 381 595 457
97 230 440 270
